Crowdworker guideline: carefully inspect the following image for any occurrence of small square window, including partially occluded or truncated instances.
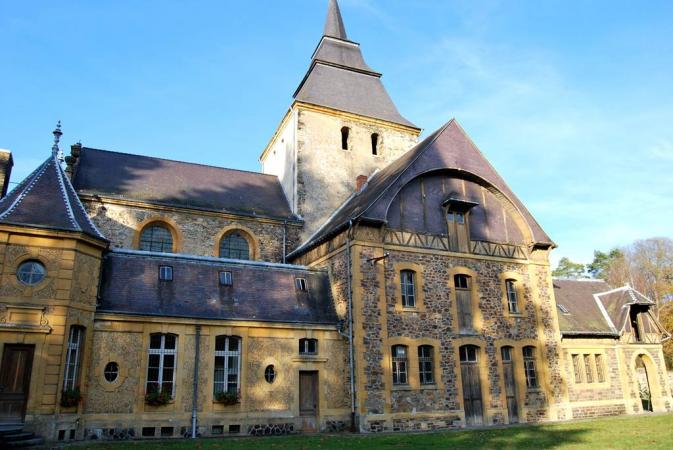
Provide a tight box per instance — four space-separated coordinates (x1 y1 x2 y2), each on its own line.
295 278 307 291
219 271 233 286
159 265 173 281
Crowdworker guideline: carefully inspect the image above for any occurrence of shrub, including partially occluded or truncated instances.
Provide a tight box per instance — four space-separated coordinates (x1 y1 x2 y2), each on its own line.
214 390 239 405
60 387 82 408
145 389 171 406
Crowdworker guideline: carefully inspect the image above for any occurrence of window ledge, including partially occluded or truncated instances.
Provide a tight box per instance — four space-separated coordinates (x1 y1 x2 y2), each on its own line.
391 385 414 391
292 356 328 363
419 384 442 391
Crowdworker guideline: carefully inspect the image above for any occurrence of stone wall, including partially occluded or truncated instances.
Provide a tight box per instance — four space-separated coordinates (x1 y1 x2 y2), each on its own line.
82 200 301 263
293 107 418 241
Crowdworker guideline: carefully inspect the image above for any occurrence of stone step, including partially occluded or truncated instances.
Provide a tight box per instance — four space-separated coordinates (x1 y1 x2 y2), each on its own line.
4 432 35 442
4 437 45 448
0 424 24 435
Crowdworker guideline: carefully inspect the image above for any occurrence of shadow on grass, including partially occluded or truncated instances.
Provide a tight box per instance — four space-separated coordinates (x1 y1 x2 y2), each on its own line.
68 425 590 450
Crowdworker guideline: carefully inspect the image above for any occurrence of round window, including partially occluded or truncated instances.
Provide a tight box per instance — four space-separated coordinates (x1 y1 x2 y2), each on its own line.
16 260 46 285
104 362 119 383
264 365 276 383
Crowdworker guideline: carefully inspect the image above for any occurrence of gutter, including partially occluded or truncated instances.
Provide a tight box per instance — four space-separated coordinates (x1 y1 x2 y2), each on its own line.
346 220 357 432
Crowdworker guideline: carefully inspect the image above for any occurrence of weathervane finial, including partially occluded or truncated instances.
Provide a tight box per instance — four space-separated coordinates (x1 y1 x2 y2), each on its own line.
52 120 63 160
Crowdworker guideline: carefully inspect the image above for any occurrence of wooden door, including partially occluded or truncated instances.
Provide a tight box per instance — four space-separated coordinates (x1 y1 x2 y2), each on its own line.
501 347 519 423
460 346 483 426
299 371 318 416
0 345 35 423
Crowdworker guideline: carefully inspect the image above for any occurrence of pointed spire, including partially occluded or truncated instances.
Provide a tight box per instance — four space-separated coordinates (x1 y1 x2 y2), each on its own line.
323 0 348 40
52 120 63 160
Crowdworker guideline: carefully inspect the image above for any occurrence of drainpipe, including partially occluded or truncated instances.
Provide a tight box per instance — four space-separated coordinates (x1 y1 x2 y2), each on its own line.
346 220 356 431
282 220 287 264
191 325 201 439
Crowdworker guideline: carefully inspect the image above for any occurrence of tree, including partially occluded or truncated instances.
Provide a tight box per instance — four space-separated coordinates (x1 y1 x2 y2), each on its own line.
552 257 586 279
587 248 630 287
658 302 673 370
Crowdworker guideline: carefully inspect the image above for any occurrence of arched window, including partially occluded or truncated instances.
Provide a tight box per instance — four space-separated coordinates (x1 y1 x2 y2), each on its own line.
400 270 416 308
391 345 408 385
523 346 538 388
214 336 241 395
139 223 173 253
418 345 434 385
371 133 380 155
219 232 250 260
505 279 519 314
299 338 318 355
341 127 350 150
63 326 85 392
146 333 177 397
455 274 474 332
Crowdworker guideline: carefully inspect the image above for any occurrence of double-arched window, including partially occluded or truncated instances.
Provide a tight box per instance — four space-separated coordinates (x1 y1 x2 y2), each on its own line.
219 232 250 260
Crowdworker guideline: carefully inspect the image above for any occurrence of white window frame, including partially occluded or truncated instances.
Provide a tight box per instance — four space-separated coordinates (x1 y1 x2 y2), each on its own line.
506 279 519 313
63 326 84 391
146 334 177 397
213 336 241 395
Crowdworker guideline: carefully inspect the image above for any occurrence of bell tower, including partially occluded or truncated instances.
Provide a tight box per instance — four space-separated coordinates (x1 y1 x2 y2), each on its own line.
261 0 420 243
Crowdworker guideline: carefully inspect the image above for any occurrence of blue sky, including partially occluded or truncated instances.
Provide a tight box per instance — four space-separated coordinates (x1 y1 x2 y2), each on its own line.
1 0 672 266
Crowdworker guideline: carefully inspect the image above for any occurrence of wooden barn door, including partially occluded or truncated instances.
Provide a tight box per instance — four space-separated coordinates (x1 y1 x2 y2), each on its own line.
460 345 483 426
0 345 34 423
299 371 319 431
501 346 519 423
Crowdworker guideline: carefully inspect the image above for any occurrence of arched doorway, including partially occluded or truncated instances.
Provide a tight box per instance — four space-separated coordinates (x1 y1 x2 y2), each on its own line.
634 353 664 413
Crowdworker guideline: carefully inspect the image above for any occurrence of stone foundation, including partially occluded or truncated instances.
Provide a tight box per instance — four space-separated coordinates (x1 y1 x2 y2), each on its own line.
247 423 295 436
571 403 626 419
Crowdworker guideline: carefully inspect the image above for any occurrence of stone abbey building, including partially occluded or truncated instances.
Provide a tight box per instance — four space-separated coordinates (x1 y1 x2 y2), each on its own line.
0 0 670 443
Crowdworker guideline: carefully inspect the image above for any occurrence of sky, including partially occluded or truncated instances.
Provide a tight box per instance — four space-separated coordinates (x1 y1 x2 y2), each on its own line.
1 0 672 267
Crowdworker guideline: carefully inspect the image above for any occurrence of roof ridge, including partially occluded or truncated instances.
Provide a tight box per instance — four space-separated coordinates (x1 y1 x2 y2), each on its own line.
592 293 618 334
53 155 81 231
81 147 279 179
60 159 107 239
0 157 51 221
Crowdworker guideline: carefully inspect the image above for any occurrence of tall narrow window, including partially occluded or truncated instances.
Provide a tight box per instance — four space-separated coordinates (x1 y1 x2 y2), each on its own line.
583 354 594 383
371 133 380 155
418 345 435 385
400 270 416 308
63 326 84 391
299 338 318 355
391 345 408 385
455 274 474 332
523 346 538 388
341 127 350 150
595 354 606 383
214 336 241 395
139 224 173 253
146 333 177 397
219 232 250 260
571 354 583 383
505 279 520 314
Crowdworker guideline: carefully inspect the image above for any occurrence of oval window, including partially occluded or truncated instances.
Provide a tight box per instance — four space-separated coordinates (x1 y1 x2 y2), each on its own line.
104 362 120 383
264 365 276 383
16 260 46 285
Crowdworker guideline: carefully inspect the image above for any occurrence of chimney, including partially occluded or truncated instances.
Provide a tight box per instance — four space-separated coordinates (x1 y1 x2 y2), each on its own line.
0 149 13 199
355 174 368 192
65 142 82 179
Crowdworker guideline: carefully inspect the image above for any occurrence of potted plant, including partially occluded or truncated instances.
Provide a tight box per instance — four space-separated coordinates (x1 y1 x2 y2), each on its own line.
145 388 171 406
214 390 239 405
60 386 82 408
639 382 652 412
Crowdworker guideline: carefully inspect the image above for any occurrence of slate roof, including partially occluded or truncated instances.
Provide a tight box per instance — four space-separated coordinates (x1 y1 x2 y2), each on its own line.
293 1 417 129
72 147 296 221
596 287 655 333
98 250 339 325
289 119 554 258
0 153 106 241
553 279 616 336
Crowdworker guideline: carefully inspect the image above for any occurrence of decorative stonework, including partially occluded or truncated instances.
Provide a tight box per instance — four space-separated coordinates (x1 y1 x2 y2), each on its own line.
247 423 295 436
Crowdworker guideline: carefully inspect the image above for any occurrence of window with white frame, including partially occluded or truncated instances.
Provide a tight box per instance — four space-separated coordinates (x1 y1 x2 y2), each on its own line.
214 336 241 395
299 338 318 355
63 326 84 391
146 333 177 397
392 345 408 385
505 279 520 314
400 270 416 308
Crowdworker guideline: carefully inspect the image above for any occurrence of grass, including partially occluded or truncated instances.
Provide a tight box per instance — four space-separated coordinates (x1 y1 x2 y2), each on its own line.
67 413 673 450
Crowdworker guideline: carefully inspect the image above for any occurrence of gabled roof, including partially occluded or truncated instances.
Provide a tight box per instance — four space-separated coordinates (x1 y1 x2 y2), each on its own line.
289 119 554 258
595 286 656 333
0 153 106 241
293 1 417 129
98 250 338 325
71 147 297 221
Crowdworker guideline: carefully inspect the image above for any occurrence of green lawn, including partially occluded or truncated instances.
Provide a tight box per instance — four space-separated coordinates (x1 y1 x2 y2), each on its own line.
67 413 673 450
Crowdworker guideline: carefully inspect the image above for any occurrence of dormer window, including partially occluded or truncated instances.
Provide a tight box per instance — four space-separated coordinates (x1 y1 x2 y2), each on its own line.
558 304 570 314
219 271 233 286
371 133 380 155
443 197 478 253
159 265 173 281
341 127 350 150
295 278 307 291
